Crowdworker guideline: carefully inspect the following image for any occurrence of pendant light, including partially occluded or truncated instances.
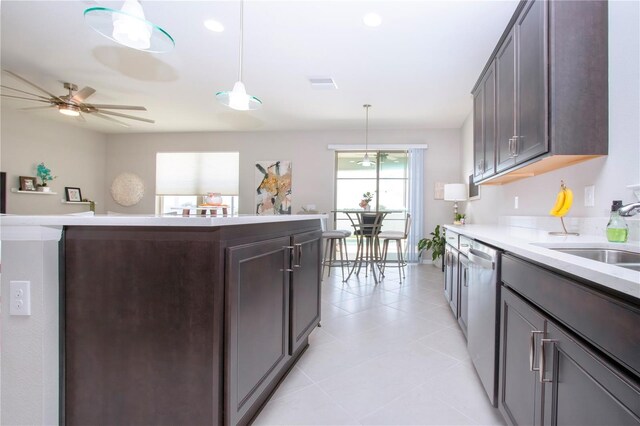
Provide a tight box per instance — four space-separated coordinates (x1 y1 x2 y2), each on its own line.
216 0 262 111
359 104 374 167
84 0 175 53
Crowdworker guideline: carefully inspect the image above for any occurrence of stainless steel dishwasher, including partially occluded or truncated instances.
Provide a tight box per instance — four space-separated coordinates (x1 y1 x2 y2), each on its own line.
467 240 501 407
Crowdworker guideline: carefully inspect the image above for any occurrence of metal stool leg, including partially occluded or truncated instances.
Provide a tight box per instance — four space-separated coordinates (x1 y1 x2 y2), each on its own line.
395 239 403 281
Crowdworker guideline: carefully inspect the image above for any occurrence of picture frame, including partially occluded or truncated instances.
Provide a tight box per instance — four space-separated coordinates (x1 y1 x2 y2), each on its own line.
19 176 37 191
1 172 6 214
65 187 83 202
468 174 480 201
434 182 445 200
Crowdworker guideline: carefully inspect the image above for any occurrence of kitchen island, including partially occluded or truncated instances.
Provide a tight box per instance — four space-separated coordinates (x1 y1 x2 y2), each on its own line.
1 214 325 425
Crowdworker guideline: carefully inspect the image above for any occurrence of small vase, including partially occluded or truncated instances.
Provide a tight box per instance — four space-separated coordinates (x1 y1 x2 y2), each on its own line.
37 186 51 193
364 204 371 211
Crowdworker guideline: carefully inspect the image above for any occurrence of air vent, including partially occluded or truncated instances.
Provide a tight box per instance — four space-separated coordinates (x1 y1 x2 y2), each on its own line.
308 77 338 90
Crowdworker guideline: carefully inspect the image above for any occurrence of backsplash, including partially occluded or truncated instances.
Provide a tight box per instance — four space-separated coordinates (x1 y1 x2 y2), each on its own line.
498 216 640 243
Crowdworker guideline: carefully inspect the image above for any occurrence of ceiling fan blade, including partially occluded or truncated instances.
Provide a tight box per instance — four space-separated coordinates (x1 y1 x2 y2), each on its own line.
71 87 96 103
18 106 53 111
2 70 63 101
92 112 130 128
89 104 147 111
1 85 51 101
1 93 52 103
97 110 155 124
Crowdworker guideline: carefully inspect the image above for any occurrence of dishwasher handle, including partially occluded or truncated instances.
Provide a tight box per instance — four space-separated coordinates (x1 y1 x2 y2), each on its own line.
468 248 495 270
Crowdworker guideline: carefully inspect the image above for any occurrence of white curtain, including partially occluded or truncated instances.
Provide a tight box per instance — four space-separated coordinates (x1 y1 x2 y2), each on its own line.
407 148 425 262
156 152 239 195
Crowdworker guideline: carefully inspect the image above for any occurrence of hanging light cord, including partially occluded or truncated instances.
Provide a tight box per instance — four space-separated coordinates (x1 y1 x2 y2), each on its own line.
364 104 370 151
238 0 244 82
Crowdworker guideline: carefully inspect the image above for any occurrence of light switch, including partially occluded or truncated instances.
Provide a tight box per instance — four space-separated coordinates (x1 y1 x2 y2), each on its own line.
10 281 31 316
584 185 595 207
514 196 519 209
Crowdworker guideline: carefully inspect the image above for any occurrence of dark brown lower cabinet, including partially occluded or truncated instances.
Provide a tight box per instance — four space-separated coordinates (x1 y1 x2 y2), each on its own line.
226 236 292 426
444 244 459 318
500 255 640 426
499 287 546 426
63 221 322 426
541 322 640 426
289 230 322 355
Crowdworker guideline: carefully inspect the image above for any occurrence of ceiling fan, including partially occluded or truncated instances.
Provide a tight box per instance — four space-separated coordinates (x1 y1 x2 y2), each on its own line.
0 69 154 127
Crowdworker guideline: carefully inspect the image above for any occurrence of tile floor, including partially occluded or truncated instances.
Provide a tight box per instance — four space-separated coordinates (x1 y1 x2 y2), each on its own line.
254 263 506 425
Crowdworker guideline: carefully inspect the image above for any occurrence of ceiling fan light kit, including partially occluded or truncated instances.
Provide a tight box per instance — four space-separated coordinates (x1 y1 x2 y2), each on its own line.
1 70 155 127
84 0 174 53
58 104 80 117
217 0 261 111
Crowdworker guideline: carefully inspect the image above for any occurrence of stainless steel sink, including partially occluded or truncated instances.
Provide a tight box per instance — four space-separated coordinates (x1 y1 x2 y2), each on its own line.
549 248 640 271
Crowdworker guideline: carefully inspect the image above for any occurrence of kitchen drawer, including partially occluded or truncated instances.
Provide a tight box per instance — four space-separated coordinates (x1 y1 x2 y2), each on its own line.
501 254 640 378
446 230 459 248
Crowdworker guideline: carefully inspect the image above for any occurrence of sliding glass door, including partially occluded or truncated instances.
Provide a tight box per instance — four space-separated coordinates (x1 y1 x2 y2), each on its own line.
334 151 408 259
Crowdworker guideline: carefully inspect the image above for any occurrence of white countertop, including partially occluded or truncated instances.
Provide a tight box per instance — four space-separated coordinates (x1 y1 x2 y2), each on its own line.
444 224 640 301
0 213 326 227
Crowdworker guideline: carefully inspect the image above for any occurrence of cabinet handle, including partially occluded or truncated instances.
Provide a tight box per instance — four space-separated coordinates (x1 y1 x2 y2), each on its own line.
463 267 468 287
294 243 303 268
512 136 519 157
280 246 294 272
508 138 513 157
529 330 544 372
460 243 469 248
539 338 558 383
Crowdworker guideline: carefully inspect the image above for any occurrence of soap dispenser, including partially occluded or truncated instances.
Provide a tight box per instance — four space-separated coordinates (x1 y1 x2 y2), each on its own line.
606 200 628 243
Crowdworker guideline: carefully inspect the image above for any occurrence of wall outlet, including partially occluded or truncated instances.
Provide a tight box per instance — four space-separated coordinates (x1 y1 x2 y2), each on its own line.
10 281 31 316
514 196 519 209
584 185 595 207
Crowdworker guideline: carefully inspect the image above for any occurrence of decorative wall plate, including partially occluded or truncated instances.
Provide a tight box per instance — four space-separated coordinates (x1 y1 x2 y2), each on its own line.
110 172 144 206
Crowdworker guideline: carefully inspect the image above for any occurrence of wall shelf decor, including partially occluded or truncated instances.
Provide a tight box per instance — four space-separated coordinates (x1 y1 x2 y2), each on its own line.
11 188 58 195
61 201 94 205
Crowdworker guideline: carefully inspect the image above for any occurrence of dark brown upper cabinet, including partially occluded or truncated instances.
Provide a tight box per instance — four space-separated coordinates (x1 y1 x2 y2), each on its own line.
472 0 608 185
473 61 497 180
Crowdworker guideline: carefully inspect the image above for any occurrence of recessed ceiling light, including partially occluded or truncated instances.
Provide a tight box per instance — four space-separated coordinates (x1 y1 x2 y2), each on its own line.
204 19 224 32
362 12 382 27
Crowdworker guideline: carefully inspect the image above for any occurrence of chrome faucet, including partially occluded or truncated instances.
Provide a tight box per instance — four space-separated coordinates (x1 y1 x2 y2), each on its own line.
619 202 640 217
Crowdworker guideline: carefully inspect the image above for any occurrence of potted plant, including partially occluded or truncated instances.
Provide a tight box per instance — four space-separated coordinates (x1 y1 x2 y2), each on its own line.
454 213 466 225
36 162 56 192
359 191 374 210
418 224 446 269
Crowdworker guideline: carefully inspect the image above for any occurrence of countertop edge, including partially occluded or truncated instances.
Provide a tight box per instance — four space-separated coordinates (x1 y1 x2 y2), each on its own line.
444 224 640 301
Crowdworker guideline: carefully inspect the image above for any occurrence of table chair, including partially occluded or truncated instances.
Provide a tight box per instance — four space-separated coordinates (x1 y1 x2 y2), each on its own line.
378 213 411 282
321 229 351 282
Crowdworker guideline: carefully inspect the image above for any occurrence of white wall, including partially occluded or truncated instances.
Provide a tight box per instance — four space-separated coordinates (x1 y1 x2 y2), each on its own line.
0 109 108 214
105 128 462 237
460 0 640 223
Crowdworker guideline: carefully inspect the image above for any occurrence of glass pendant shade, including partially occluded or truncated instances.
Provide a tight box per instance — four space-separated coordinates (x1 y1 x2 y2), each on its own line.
217 0 261 111
216 81 262 111
84 1 175 53
360 104 374 166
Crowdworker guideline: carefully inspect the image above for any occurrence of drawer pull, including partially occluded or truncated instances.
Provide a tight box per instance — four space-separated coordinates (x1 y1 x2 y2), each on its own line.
539 338 558 383
529 330 544 372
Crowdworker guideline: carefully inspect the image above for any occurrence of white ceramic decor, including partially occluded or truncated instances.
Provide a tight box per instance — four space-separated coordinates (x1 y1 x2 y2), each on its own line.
110 172 145 206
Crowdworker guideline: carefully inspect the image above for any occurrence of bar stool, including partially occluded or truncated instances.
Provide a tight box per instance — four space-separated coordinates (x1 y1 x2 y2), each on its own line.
321 229 351 282
378 214 411 282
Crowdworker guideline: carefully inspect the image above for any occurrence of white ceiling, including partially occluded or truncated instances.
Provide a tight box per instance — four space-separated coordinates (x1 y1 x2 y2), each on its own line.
0 0 518 134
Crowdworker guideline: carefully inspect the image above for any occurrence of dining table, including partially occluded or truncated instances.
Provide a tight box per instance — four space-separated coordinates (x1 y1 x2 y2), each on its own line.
332 209 404 283
171 205 229 217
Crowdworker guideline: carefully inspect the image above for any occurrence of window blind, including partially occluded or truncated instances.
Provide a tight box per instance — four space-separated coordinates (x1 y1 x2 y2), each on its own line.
156 152 239 195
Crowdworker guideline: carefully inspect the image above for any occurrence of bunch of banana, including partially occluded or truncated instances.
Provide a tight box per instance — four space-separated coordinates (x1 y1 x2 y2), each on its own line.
549 181 574 217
